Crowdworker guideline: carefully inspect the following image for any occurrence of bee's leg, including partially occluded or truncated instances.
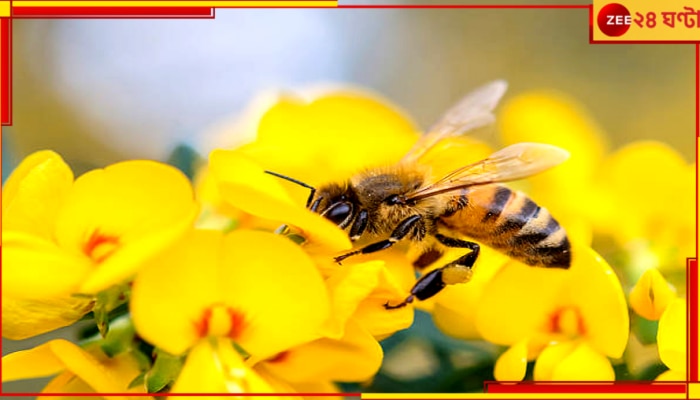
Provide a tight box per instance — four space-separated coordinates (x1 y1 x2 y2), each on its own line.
435 233 479 260
434 233 480 285
384 234 479 310
413 248 444 269
384 267 444 309
349 209 369 241
334 215 423 263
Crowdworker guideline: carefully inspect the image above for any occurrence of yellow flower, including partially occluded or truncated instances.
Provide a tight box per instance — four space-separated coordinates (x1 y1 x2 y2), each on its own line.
629 268 677 320
655 298 687 381
258 320 382 384
2 151 198 339
593 141 694 275
233 89 420 188
318 252 415 340
253 260 418 391
130 229 331 393
2 339 148 398
472 245 629 381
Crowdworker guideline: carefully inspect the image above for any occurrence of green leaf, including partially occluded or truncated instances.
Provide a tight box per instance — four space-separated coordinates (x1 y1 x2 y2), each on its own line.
93 285 130 337
636 362 669 381
128 372 146 390
632 314 659 345
613 361 634 380
145 349 185 393
132 348 154 372
100 315 136 357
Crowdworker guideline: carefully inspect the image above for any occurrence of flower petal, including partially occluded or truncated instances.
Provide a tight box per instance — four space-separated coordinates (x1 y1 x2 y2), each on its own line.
263 320 382 383
629 268 677 320
593 141 691 243
2 150 74 239
657 298 687 373
567 247 629 358
321 259 412 340
544 341 615 381
533 341 577 381
2 231 93 299
2 340 68 381
209 150 351 252
240 91 419 186
475 259 568 346
220 230 331 360
476 245 628 360
53 160 198 294
40 371 95 397
3 339 140 395
345 253 415 339
79 217 197 294
171 339 277 396
131 229 224 355
494 340 529 381
2 294 93 340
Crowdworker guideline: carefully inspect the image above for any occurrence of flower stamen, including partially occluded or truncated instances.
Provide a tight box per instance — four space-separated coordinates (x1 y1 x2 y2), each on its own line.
194 305 246 339
549 307 586 337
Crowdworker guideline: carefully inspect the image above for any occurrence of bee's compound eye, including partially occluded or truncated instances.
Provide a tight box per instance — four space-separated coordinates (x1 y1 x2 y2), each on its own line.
323 202 354 228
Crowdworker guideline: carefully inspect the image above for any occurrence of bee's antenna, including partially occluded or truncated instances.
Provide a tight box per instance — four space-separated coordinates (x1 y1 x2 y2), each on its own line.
264 170 316 208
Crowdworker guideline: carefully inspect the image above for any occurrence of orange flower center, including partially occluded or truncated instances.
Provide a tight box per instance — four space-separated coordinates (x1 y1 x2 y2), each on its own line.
549 307 586 337
194 305 245 339
83 231 120 263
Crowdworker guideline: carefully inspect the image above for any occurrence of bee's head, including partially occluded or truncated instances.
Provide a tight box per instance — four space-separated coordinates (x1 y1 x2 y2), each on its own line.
263 171 356 229
313 182 357 229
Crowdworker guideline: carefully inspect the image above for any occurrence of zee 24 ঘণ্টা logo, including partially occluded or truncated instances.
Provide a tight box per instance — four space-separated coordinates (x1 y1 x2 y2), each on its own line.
597 2 700 38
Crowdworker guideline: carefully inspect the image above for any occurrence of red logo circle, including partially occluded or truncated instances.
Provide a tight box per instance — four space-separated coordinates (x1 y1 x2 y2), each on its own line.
597 3 632 37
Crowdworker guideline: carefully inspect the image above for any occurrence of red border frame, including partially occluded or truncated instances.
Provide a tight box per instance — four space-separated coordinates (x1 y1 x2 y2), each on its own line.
1 17 11 126
486 382 688 394
11 6 215 18
0 3 697 398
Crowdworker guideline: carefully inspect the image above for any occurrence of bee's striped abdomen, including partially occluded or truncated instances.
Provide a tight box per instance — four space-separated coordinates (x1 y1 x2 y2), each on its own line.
438 185 571 269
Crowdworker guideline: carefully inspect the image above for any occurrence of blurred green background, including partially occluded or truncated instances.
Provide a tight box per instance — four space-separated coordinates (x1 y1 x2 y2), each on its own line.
2 4 695 395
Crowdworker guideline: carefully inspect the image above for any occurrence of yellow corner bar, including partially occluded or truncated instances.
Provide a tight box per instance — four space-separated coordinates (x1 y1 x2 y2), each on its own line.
689 383 700 399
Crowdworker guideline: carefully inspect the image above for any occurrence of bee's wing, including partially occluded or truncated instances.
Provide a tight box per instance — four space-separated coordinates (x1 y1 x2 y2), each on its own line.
405 143 570 201
401 80 508 164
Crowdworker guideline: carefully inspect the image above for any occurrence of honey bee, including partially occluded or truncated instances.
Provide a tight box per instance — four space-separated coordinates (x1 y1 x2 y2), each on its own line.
267 80 571 309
